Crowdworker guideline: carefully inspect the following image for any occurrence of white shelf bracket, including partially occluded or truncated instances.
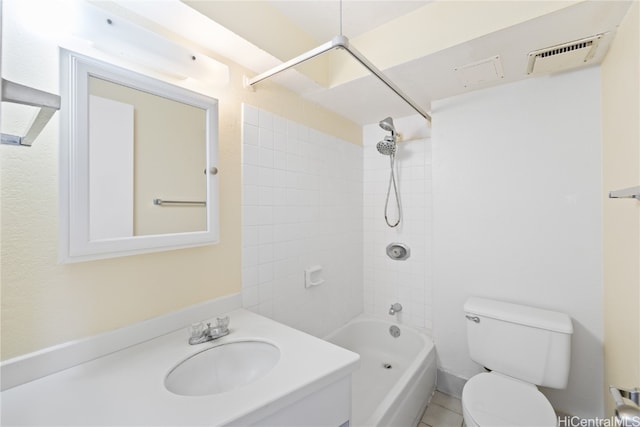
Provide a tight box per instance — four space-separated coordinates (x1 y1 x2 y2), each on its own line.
609 186 640 200
1 78 61 147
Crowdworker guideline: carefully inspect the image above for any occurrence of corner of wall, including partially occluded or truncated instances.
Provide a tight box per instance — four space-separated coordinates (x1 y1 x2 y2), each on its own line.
600 0 640 418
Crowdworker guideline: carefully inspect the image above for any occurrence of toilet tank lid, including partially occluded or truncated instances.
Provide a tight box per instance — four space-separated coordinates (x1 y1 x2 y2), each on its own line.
464 297 573 334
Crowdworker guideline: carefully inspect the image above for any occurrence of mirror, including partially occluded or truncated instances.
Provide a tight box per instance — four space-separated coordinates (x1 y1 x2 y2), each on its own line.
59 49 219 262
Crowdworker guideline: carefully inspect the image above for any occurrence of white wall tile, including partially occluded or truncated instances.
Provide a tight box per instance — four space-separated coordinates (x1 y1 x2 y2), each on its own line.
242 266 258 289
258 244 274 265
259 110 273 130
298 125 309 141
243 144 259 166
362 115 433 335
258 262 274 284
259 128 274 149
258 147 274 168
257 167 274 187
243 105 260 127
273 170 287 189
242 286 259 308
258 225 273 245
259 281 274 303
243 206 259 226
242 225 259 248
273 115 287 134
273 133 287 153
242 246 259 267
274 151 287 170
257 206 273 225
241 104 364 338
243 123 259 146
243 165 260 186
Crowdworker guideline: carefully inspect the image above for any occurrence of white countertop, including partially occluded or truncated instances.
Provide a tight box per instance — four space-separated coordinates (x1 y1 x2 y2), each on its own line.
1 309 360 426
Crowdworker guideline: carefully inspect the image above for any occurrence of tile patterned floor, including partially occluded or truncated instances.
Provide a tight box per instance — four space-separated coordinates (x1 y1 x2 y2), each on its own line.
418 391 464 427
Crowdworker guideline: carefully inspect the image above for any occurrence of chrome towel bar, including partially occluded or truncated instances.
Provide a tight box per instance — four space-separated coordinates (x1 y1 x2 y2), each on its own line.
153 198 206 206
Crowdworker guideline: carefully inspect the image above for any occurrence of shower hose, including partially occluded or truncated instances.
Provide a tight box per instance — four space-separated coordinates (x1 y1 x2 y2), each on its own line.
384 153 401 228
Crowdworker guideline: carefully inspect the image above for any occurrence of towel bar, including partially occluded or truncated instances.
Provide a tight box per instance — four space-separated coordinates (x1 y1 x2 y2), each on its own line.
153 198 206 206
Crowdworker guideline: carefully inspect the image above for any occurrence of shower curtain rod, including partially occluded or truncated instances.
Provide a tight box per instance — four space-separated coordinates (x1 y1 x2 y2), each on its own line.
246 35 432 124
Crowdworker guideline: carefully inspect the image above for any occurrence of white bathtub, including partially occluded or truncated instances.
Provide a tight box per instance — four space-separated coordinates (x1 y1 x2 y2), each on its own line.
325 316 436 427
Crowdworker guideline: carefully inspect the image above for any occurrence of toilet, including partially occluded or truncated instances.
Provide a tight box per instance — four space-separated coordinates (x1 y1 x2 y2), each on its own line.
461 297 573 427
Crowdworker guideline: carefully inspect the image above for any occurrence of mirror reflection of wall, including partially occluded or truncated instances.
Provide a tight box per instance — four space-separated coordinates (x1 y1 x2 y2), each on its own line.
60 49 219 262
88 76 207 237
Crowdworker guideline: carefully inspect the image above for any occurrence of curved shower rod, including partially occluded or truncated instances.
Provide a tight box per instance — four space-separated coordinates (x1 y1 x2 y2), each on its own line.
246 35 432 124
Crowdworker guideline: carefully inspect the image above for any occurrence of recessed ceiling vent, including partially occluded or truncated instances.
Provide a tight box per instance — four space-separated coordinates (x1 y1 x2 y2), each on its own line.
527 33 607 75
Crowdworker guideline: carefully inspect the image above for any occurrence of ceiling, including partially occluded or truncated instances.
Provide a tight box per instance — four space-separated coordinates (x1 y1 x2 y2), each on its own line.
113 1 633 125
266 1 431 42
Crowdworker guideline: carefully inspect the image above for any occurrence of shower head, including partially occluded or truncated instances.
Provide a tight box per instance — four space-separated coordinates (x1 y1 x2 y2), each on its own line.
377 116 398 156
376 136 396 156
379 117 396 135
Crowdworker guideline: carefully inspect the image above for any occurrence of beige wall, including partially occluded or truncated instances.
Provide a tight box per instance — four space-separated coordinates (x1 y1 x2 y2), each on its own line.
0 0 360 361
601 0 640 418
90 77 208 235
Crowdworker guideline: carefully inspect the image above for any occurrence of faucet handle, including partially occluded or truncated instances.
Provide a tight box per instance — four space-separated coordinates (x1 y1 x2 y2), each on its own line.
189 322 206 338
216 316 230 329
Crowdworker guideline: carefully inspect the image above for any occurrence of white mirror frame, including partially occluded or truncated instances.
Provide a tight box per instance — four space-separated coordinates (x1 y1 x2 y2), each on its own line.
59 49 219 263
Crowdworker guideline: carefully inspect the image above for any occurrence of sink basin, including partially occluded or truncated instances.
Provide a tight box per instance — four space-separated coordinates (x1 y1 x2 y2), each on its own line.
165 341 280 396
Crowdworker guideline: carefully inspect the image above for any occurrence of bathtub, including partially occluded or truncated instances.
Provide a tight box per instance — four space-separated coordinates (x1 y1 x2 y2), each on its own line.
325 316 436 427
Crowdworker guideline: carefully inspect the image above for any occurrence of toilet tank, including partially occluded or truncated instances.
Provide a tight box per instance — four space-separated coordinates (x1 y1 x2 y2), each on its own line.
464 297 573 389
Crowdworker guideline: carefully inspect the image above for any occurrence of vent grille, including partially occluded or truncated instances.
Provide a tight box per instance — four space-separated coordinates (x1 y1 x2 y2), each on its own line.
535 40 594 59
527 34 603 75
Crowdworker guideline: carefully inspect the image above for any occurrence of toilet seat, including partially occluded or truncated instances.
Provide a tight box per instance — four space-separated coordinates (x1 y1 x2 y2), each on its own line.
462 372 557 427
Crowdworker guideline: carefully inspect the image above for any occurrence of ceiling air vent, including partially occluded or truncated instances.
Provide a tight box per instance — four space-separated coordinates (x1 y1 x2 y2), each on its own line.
527 34 604 75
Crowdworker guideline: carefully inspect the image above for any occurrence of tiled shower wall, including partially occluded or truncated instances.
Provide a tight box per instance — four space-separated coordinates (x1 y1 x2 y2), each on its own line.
362 116 433 332
241 104 364 338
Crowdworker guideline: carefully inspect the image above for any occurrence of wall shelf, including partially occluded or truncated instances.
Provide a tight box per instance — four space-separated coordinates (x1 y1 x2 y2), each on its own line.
1 78 61 146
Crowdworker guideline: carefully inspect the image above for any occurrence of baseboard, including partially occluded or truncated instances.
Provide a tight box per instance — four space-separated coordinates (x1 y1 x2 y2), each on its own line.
1 293 241 391
436 368 467 399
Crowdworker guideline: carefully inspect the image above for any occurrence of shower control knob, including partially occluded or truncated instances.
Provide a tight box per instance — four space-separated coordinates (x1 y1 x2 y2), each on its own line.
386 243 410 261
391 247 404 257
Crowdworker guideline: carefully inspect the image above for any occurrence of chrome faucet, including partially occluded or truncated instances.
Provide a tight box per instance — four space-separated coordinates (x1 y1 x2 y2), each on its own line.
389 303 403 315
188 316 230 345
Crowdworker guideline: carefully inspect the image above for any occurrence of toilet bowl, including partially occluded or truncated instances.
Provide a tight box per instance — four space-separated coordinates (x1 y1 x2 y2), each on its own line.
462 372 557 427
462 297 573 427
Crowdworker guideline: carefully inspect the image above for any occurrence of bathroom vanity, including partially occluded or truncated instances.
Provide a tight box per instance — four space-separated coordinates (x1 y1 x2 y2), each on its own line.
1 309 359 426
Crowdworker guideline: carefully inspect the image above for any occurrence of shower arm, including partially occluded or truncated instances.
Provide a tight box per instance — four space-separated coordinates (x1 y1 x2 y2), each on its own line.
246 35 432 124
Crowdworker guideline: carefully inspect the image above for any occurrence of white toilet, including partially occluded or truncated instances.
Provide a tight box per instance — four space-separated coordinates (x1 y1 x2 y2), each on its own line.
461 297 573 427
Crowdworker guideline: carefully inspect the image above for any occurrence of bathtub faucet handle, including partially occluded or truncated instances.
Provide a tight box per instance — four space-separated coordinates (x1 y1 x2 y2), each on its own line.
389 303 403 315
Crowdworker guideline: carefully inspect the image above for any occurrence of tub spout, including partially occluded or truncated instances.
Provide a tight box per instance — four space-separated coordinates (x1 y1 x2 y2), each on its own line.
389 303 403 315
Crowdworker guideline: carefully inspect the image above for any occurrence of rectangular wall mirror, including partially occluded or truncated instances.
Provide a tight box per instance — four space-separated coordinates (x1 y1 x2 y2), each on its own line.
59 49 219 263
